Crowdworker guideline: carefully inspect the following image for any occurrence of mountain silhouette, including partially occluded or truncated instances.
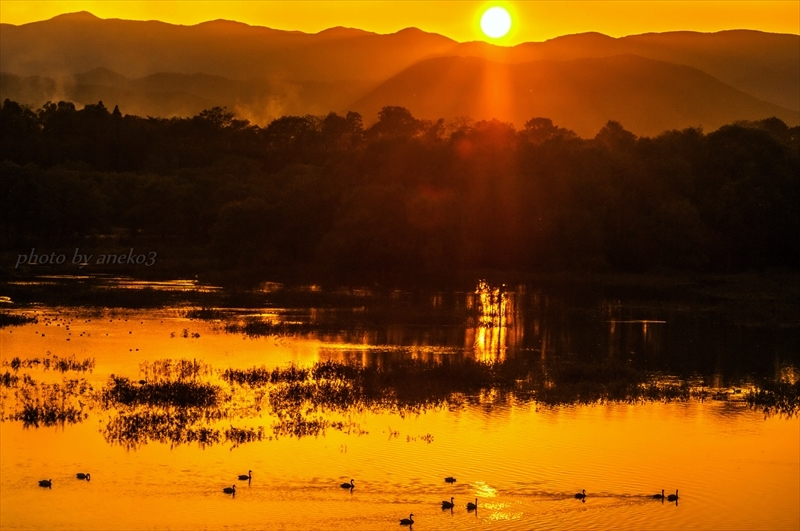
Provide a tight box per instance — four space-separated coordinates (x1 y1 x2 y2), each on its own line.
1 12 798 134
351 54 798 137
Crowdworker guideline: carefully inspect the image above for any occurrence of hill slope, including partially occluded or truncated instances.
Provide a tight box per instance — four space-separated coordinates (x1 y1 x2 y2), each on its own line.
1 12 798 129
351 54 799 137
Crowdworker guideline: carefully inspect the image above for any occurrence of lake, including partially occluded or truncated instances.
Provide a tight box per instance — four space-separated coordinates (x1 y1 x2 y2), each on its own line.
1 276 798 530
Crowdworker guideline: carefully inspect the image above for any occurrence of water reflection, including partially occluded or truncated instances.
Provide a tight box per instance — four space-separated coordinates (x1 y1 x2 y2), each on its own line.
217 280 799 392
1 276 799 531
2 277 798 448
5 353 793 449
468 281 515 362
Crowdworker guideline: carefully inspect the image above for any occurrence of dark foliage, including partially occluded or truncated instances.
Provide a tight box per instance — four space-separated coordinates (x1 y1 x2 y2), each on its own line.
0 312 37 327
745 380 800 416
101 375 221 408
2 99 798 280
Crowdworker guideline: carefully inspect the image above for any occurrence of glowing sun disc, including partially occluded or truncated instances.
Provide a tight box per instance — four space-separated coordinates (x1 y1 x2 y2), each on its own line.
480 6 512 38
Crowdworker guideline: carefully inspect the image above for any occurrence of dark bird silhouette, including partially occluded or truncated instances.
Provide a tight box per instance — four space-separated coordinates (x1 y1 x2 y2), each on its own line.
653 489 665 499
399 513 414 526
575 489 587 500
444 476 456 483
76 473 90 480
238 470 252 480
441 497 454 509
667 489 679 501
341 479 355 489
466 498 478 511
223 485 236 494
38 479 52 488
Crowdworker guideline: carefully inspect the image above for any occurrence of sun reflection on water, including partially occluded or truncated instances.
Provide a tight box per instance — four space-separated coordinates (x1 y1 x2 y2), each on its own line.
470 280 521 363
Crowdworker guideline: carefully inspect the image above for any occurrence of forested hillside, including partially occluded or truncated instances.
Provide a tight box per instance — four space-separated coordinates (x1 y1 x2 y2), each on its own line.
2 99 798 281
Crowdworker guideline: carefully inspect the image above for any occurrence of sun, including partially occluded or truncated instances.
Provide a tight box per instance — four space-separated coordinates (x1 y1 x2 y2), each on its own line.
480 6 512 39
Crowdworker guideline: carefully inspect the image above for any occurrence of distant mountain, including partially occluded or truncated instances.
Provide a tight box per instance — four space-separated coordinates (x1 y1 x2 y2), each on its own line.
351 54 799 137
452 30 799 111
0 12 458 82
1 69 374 123
1 12 798 133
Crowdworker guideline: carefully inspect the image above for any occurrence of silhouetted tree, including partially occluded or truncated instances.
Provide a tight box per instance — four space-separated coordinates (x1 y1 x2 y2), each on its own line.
1 99 798 278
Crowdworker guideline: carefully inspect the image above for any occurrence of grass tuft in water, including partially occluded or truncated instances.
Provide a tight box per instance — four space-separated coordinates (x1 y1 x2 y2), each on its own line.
1 371 20 387
3 353 95 373
3 377 93 426
185 308 229 320
139 359 214 382
102 376 221 408
745 380 800 417
0 312 37 327
224 319 325 337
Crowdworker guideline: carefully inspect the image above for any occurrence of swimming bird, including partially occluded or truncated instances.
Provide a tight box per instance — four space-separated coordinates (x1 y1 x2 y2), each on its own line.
441 497 455 509
667 489 679 501
76 473 90 480
575 489 587 500
652 489 665 500
444 476 456 483
399 514 414 526
340 479 355 489
466 498 478 511
223 485 236 494
38 479 52 488
238 470 252 480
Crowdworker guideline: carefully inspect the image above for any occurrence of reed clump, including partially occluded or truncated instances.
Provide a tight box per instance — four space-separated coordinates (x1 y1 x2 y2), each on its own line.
223 364 309 386
225 426 268 446
102 409 269 449
4 378 92 426
270 413 356 439
102 375 221 408
103 409 219 448
0 312 37 327
139 359 213 382
745 380 800 416
1 371 19 387
3 353 95 373
185 308 227 320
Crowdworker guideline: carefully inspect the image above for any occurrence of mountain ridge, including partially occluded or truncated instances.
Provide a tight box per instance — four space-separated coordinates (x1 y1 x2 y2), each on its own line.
1 12 797 133
350 54 798 137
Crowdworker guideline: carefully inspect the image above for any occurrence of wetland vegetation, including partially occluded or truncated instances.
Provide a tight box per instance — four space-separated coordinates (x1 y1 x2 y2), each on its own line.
0 277 797 531
2 345 797 446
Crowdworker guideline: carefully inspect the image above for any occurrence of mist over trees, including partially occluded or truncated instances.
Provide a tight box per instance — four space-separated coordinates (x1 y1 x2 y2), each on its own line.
1 98 798 281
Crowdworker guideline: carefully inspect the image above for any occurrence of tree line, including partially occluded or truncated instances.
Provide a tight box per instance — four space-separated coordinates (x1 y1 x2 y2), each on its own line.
1 99 798 281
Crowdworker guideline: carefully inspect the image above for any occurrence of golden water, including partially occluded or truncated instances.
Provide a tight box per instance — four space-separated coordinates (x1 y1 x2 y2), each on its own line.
1 306 798 530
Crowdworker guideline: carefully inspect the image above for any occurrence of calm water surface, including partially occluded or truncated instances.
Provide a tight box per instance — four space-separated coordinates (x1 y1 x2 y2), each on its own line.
0 279 798 530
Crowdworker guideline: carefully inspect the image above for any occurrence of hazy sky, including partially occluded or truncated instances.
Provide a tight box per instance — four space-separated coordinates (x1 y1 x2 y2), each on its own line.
1 1 798 44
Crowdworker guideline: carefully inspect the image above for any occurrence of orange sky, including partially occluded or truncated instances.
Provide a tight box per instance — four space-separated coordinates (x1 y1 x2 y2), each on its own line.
1 1 798 44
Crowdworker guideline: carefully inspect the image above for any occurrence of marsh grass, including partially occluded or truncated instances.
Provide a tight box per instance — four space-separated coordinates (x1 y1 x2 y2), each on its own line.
1 371 19 387
4 353 796 447
223 365 310 386
138 358 214 383
0 312 37 327
185 308 228 320
3 353 95 373
101 376 221 408
1 377 93 426
100 406 270 449
262 358 688 423
745 380 800 416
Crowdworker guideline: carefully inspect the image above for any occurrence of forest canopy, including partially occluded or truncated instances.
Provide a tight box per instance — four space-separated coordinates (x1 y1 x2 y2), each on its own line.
1 99 798 282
